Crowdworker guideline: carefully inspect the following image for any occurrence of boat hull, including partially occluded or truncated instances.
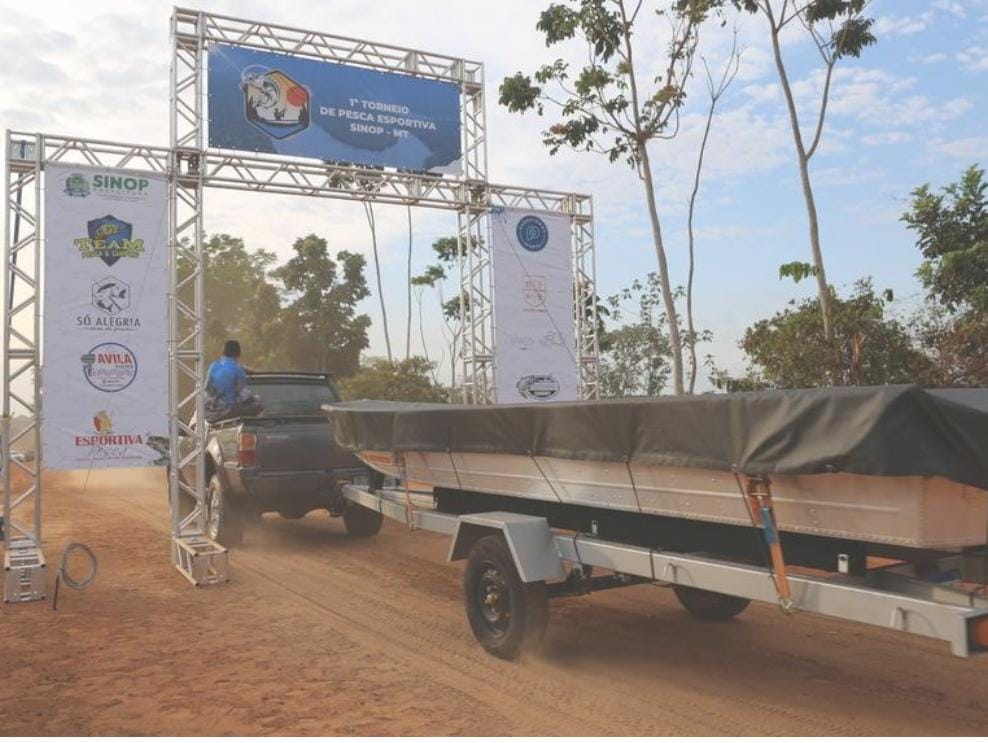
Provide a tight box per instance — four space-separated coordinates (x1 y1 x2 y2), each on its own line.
359 450 988 550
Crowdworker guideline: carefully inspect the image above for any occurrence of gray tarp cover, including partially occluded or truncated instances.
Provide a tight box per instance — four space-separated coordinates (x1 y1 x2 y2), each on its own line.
323 385 988 491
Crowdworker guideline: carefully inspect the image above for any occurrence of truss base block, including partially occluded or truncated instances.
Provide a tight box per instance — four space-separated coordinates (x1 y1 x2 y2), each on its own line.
172 535 229 587
3 540 47 603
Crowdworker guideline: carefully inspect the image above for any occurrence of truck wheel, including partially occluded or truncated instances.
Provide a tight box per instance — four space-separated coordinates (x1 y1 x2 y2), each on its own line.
342 503 383 537
672 585 750 621
206 474 245 546
463 534 548 660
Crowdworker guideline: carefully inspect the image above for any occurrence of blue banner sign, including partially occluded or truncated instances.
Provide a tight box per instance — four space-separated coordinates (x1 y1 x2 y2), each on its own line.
207 44 462 173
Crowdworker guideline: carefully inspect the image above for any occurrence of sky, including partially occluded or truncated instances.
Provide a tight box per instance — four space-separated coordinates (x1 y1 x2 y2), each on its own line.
1 0 986 389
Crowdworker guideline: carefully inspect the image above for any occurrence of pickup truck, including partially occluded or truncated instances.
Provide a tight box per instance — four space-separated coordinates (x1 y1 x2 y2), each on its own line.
178 371 383 545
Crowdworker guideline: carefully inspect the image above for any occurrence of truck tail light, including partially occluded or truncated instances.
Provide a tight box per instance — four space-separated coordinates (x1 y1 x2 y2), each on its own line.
238 432 257 467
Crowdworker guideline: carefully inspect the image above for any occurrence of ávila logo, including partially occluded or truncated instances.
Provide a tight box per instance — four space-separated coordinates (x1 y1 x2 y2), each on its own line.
74 215 144 266
80 342 138 392
241 65 310 139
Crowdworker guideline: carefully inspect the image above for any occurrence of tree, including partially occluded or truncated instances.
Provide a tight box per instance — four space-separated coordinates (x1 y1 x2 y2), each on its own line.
901 164 988 314
405 205 414 359
500 0 715 395
339 357 448 402
363 202 393 362
201 234 282 368
685 31 741 394
601 273 678 396
902 164 988 387
712 279 931 390
722 0 876 345
271 234 371 377
412 235 469 390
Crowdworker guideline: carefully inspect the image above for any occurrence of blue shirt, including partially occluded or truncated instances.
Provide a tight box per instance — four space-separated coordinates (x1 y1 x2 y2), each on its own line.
206 356 247 406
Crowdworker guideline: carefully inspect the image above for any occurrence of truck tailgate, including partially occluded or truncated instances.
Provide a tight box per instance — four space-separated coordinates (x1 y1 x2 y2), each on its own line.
249 416 358 472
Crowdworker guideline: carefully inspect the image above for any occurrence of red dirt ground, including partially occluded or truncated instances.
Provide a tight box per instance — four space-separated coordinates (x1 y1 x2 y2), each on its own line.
1 468 987 735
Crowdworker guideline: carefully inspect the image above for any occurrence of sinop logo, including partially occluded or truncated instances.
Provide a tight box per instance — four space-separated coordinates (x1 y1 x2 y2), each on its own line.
64 173 90 198
241 65 310 139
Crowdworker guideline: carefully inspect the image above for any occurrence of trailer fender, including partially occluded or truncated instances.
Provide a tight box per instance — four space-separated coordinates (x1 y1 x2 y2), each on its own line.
448 512 565 584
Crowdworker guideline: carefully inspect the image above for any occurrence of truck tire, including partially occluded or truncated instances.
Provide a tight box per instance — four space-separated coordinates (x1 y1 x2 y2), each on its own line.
672 585 750 621
463 534 549 660
342 503 383 537
206 474 245 546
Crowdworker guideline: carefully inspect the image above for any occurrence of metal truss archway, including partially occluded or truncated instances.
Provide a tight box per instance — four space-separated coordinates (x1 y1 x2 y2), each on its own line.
1 7 599 593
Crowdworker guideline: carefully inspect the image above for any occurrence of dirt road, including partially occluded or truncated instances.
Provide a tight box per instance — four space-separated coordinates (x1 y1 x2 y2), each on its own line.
1 468 986 735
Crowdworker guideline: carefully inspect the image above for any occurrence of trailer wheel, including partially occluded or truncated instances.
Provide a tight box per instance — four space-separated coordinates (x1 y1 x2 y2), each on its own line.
673 585 750 621
206 474 245 546
343 503 384 537
463 534 549 660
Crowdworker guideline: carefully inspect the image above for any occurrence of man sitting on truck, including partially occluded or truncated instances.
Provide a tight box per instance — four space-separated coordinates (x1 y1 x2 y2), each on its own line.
204 340 264 423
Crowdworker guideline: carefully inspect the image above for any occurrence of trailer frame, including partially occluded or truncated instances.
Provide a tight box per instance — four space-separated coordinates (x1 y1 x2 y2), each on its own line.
342 483 988 659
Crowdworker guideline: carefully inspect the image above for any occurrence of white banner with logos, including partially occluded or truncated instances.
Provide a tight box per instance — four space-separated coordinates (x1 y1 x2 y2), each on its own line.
42 164 169 470
491 207 578 403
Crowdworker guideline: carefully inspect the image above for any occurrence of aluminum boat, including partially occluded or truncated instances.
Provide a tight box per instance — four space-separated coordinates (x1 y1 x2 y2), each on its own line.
325 386 988 550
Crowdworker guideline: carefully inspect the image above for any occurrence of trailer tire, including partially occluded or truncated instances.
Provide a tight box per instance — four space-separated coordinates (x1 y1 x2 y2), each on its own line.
463 534 549 660
673 585 750 621
343 503 384 537
206 474 245 546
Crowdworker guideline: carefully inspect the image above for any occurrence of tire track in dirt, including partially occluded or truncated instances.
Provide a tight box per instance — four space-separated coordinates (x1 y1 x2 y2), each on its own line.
39 469 988 736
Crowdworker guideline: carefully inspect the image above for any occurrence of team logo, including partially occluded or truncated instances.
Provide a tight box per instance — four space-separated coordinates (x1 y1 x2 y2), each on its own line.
516 374 560 401
523 275 547 308
93 410 113 434
75 215 144 266
241 65 310 139
64 173 90 198
80 342 138 392
92 276 130 315
516 215 549 252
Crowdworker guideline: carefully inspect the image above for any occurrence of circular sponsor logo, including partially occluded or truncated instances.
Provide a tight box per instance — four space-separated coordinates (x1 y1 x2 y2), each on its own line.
516 215 549 252
516 374 560 401
80 342 138 392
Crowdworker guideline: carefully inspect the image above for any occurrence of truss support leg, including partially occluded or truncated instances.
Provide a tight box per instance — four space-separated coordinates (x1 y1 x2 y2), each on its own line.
3 537 46 603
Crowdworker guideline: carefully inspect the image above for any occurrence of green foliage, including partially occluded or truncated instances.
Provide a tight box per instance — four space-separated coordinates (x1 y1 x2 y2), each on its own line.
271 235 371 377
911 304 988 388
202 234 281 368
901 164 988 314
778 261 819 283
713 280 931 390
499 0 710 168
600 274 705 396
338 357 447 402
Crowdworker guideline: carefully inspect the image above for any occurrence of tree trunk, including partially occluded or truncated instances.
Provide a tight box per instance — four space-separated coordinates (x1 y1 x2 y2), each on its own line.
406 206 413 360
639 143 685 395
365 203 392 362
768 20 834 343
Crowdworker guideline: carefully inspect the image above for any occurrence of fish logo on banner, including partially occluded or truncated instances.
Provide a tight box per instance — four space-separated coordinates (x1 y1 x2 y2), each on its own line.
242 65 310 139
91 276 131 315
75 215 144 266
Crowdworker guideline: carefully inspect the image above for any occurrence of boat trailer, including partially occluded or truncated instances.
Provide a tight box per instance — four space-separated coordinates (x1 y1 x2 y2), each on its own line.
342 482 988 660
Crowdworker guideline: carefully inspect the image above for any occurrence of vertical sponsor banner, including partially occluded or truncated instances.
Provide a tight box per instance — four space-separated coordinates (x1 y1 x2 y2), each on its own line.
42 164 169 469
491 207 578 403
